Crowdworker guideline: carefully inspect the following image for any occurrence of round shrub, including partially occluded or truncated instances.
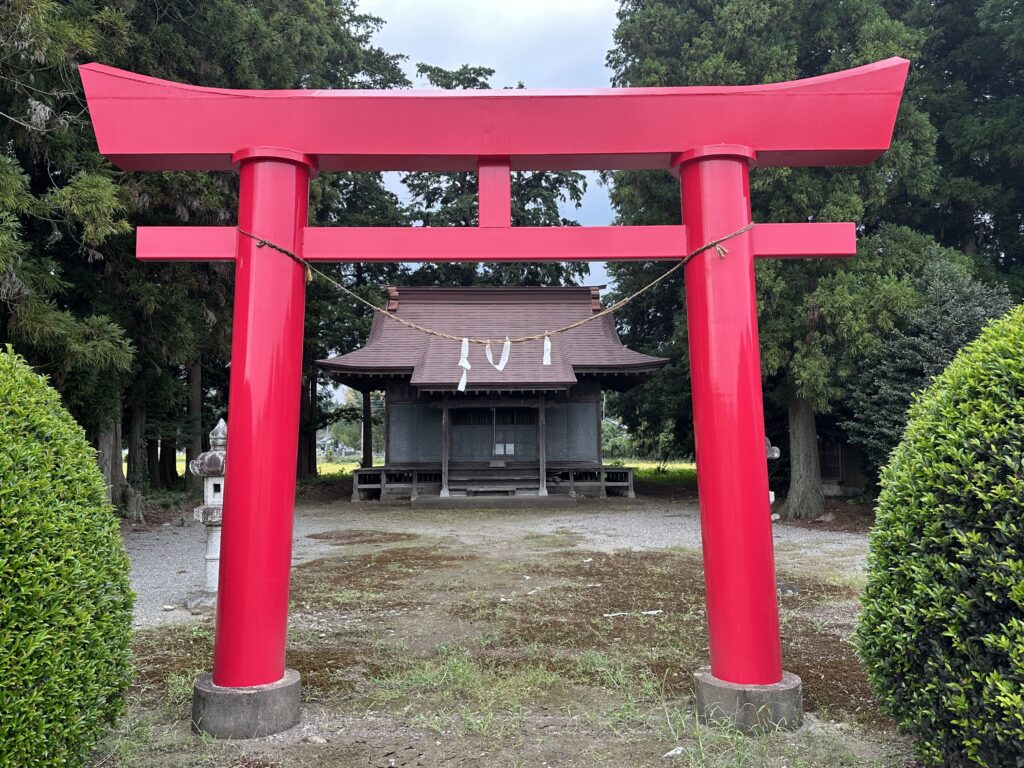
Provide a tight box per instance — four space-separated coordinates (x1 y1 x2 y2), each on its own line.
857 305 1024 767
0 348 133 766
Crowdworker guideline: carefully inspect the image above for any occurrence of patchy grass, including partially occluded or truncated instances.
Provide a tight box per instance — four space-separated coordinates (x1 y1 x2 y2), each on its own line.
372 644 570 736
307 528 419 547
113 523 912 767
452 549 708 698
447 549 879 725
784 619 882 725
520 527 585 549
288 640 399 702
290 545 474 612
131 624 213 708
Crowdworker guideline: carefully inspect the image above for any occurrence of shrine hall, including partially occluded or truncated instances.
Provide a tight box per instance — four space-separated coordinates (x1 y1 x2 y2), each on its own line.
319 285 667 502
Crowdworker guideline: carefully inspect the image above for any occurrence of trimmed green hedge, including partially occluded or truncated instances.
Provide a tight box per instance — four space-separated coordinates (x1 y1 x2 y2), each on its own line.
0 348 134 766
857 305 1024 767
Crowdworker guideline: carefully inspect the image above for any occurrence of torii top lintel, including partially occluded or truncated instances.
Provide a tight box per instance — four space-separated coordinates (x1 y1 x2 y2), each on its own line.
80 58 908 173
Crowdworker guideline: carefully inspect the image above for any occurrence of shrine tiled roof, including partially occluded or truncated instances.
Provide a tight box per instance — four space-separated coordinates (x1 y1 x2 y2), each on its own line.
318 286 667 392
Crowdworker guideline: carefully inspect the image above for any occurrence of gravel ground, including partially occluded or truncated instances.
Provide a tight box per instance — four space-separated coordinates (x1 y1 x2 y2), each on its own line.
124 496 870 628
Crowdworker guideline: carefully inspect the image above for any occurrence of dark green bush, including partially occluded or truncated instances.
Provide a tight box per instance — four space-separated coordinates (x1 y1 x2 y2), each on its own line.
0 348 134 766
857 305 1024 767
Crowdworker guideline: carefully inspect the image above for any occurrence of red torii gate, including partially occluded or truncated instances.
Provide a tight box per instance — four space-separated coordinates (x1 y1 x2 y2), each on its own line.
81 59 908 737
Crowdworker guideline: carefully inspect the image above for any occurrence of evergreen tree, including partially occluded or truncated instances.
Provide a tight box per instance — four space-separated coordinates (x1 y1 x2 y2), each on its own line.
606 0 942 517
298 171 410 479
884 0 1024 295
0 1 137 504
2 1 414 496
843 247 1013 475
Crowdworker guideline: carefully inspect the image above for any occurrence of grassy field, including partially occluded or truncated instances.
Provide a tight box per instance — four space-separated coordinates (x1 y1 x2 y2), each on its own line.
317 459 363 475
624 460 697 487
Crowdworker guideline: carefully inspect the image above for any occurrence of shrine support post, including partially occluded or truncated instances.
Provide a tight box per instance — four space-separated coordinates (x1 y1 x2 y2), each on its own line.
677 145 802 729
191 149 315 739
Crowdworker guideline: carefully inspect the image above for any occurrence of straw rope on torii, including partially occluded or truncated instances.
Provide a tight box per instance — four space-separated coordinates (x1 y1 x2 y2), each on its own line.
236 223 752 338
237 223 752 389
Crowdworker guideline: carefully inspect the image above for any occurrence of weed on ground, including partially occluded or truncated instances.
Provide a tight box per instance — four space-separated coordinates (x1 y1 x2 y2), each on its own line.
306 528 419 546
290 545 474 612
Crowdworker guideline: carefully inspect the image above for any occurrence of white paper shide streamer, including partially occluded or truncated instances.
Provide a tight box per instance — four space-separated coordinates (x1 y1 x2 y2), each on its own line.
456 332 552 391
457 337 471 391
485 337 511 371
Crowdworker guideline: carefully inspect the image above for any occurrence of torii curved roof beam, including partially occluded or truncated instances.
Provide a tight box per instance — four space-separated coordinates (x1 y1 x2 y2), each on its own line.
80 58 908 173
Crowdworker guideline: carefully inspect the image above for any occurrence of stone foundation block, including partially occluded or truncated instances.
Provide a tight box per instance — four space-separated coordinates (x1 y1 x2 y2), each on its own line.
693 667 802 732
191 668 301 739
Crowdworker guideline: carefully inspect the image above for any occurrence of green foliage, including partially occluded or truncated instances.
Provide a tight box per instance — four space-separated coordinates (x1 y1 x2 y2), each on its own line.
886 0 1024 293
605 0 939 465
0 347 133 766
1 0 414 478
758 224 938 412
843 255 1013 474
856 305 1024 767
1 1 136 427
600 418 634 459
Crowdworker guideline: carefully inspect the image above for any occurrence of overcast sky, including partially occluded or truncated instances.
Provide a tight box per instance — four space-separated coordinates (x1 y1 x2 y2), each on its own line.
358 0 621 286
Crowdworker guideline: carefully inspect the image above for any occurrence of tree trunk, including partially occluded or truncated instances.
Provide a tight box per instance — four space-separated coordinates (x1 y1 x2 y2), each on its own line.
964 230 977 258
97 412 144 521
781 395 824 520
96 419 120 507
113 418 127 491
186 358 203 494
159 436 178 488
307 374 318 477
147 438 162 490
297 368 312 481
361 389 373 469
119 408 145 523
127 399 147 489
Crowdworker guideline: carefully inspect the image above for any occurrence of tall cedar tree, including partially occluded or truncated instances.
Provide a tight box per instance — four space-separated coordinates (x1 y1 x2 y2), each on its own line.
883 0 1024 296
606 0 945 518
1 1 412 497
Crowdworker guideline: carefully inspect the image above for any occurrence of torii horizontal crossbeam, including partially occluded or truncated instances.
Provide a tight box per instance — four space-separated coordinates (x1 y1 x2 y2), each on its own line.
80 59 908 172
135 222 855 262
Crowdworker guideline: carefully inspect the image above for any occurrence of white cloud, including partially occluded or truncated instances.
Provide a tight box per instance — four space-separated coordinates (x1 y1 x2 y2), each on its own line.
360 0 619 89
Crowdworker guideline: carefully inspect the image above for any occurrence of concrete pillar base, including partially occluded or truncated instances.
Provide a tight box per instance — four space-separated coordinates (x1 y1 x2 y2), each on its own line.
693 667 802 732
191 668 301 739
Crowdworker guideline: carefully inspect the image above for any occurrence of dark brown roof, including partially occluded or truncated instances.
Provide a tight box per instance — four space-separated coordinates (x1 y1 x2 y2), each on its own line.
318 286 667 392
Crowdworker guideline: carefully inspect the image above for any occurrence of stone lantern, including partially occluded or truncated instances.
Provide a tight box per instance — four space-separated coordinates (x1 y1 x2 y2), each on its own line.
186 419 226 614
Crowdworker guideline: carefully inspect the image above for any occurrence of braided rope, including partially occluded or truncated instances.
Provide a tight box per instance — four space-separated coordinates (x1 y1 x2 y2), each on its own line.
235 222 752 346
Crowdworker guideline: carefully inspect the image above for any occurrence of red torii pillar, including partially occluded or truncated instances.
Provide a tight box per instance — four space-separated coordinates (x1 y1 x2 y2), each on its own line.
80 59 908 737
